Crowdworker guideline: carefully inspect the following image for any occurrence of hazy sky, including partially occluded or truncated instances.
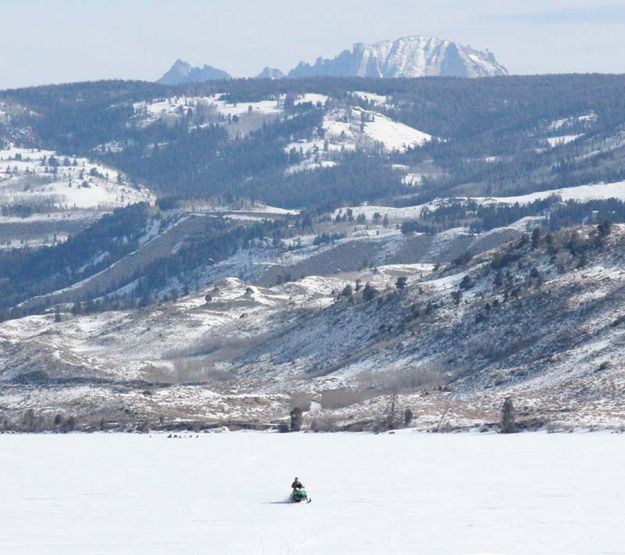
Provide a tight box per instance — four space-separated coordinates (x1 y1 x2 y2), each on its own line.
1 0 625 89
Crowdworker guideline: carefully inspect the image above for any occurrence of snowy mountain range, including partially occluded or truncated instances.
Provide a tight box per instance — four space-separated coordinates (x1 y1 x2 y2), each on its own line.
157 35 507 84
288 36 508 79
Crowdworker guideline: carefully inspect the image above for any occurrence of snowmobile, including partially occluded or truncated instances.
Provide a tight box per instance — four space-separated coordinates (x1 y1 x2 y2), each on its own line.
290 487 311 503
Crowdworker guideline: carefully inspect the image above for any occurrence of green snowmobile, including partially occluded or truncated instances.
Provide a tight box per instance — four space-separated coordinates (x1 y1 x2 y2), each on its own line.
290 487 311 503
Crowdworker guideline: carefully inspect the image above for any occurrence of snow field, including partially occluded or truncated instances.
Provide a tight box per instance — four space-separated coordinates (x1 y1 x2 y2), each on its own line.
1 432 624 555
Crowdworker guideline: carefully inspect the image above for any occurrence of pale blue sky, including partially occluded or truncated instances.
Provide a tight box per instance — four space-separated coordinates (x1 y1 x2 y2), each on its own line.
1 0 625 89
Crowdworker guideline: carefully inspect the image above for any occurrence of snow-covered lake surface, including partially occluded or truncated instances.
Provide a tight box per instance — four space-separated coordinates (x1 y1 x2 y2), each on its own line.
2 432 624 554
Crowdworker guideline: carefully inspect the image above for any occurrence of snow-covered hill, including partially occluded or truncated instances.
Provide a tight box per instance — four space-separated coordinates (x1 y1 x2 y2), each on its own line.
131 92 432 169
132 94 283 129
0 147 151 210
0 147 154 248
285 105 432 173
322 106 432 151
289 36 508 79
2 219 625 432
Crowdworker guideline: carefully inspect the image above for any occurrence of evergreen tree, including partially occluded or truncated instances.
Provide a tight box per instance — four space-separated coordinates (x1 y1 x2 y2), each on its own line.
362 282 378 301
290 407 303 432
501 397 516 433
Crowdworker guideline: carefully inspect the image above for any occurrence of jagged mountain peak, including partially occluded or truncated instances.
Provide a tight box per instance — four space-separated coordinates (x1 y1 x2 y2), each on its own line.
255 67 285 80
157 59 231 85
288 35 508 79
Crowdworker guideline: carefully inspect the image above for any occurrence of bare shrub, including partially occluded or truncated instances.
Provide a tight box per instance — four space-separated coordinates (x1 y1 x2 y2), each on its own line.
320 388 373 409
164 333 268 366
404 408 414 426
289 392 312 411
310 415 342 432
20 409 46 432
386 390 399 430
357 364 449 395
290 407 303 432
154 358 233 385
53 413 77 433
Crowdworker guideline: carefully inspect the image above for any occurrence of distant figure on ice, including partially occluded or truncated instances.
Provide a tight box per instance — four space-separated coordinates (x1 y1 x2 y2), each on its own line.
290 477 310 503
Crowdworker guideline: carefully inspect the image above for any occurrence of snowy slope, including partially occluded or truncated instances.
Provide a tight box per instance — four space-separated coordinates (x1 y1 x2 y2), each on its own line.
3 222 625 431
475 180 625 205
375 180 625 215
132 94 283 131
133 92 330 130
351 91 389 106
0 147 152 210
285 106 432 173
323 107 432 152
132 94 283 123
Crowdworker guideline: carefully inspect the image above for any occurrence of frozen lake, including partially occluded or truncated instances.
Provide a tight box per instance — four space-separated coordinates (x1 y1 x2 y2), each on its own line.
1 432 624 554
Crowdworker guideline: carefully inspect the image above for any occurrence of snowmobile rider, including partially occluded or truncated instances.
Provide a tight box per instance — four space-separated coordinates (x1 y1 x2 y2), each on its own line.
291 477 304 491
